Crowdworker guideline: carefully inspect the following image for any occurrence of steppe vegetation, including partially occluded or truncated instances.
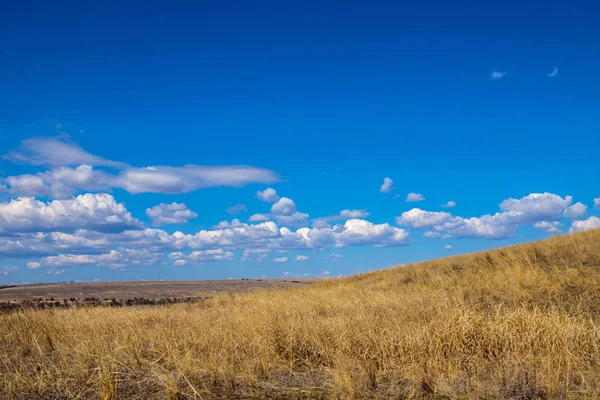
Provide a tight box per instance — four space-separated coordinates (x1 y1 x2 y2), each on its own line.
2 230 600 399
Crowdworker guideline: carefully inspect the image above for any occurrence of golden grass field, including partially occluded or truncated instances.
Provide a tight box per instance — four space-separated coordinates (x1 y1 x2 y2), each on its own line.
2 229 600 399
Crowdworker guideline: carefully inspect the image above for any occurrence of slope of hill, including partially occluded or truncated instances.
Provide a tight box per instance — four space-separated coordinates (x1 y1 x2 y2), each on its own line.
2 230 600 399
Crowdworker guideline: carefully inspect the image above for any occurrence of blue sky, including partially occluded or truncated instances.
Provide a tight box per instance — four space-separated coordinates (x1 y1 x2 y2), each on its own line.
1 0 599 283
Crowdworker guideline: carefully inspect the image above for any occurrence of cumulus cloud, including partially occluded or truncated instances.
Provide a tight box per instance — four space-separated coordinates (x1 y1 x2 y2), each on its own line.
256 188 279 203
295 255 309 262
407 193 575 240
499 193 572 223
168 249 234 265
213 219 245 229
441 201 456 208
444 245 453 251
423 231 442 238
569 217 600 233
340 209 370 219
312 209 371 228
271 197 297 216
146 202 198 226
0 216 412 261
226 204 248 215
273 256 289 263
594 198 600 210
562 202 587 220
491 70 508 80
397 209 452 229
534 221 562 234
35 248 160 269
380 177 394 193
0 193 142 234
275 212 310 225
271 197 309 225
249 213 270 222
406 193 425 202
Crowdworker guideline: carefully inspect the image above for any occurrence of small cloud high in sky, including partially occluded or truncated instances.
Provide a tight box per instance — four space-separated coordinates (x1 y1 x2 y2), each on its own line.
491 70 508 80
1 0 599 283
547 67 559 77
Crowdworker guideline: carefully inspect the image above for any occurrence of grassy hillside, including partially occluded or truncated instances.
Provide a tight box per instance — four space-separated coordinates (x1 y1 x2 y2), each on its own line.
2 230 600 399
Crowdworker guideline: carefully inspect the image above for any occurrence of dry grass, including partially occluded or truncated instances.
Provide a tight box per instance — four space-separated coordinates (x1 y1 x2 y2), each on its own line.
2 230 600 399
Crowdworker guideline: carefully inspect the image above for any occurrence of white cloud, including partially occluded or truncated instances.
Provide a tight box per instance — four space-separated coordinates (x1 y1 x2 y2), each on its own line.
47 269 65 275
4 137 127 169
295 255 309 262
406 193 425 202
423 231 442 238
249 213 270 222
213 219 245 229
444 245 453 251
273 257 289 263
397 208 452 229
569 217 600 233
340 209 370 219
271 197 309 225
435 213 520 239
534 221 562 234
547 67 558 78
427 193 574 239
27 262 41 269
380 177 394 193
35 248 160 269
0 215 412 260
325 253 343 261
256 188 279 203
275 212 310 225
562 202 587 220
0 193 142 234
312 209 371 228
491 70 508 80
441 201 456 208
3 138 279 198
226 204 248 214
499 193 572 223
117 165 278 194
4 164 278 198
271 197 297 216
0 265 18 276
241 248 270 262
146 202 198 226
169 249 234 265
594 198 600 210
332 219 409 247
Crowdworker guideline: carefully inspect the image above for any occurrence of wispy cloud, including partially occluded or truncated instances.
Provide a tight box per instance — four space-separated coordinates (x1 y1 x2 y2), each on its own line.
2 137 279 198
226 204 248 215
491 70 508 80
547 67 558 78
